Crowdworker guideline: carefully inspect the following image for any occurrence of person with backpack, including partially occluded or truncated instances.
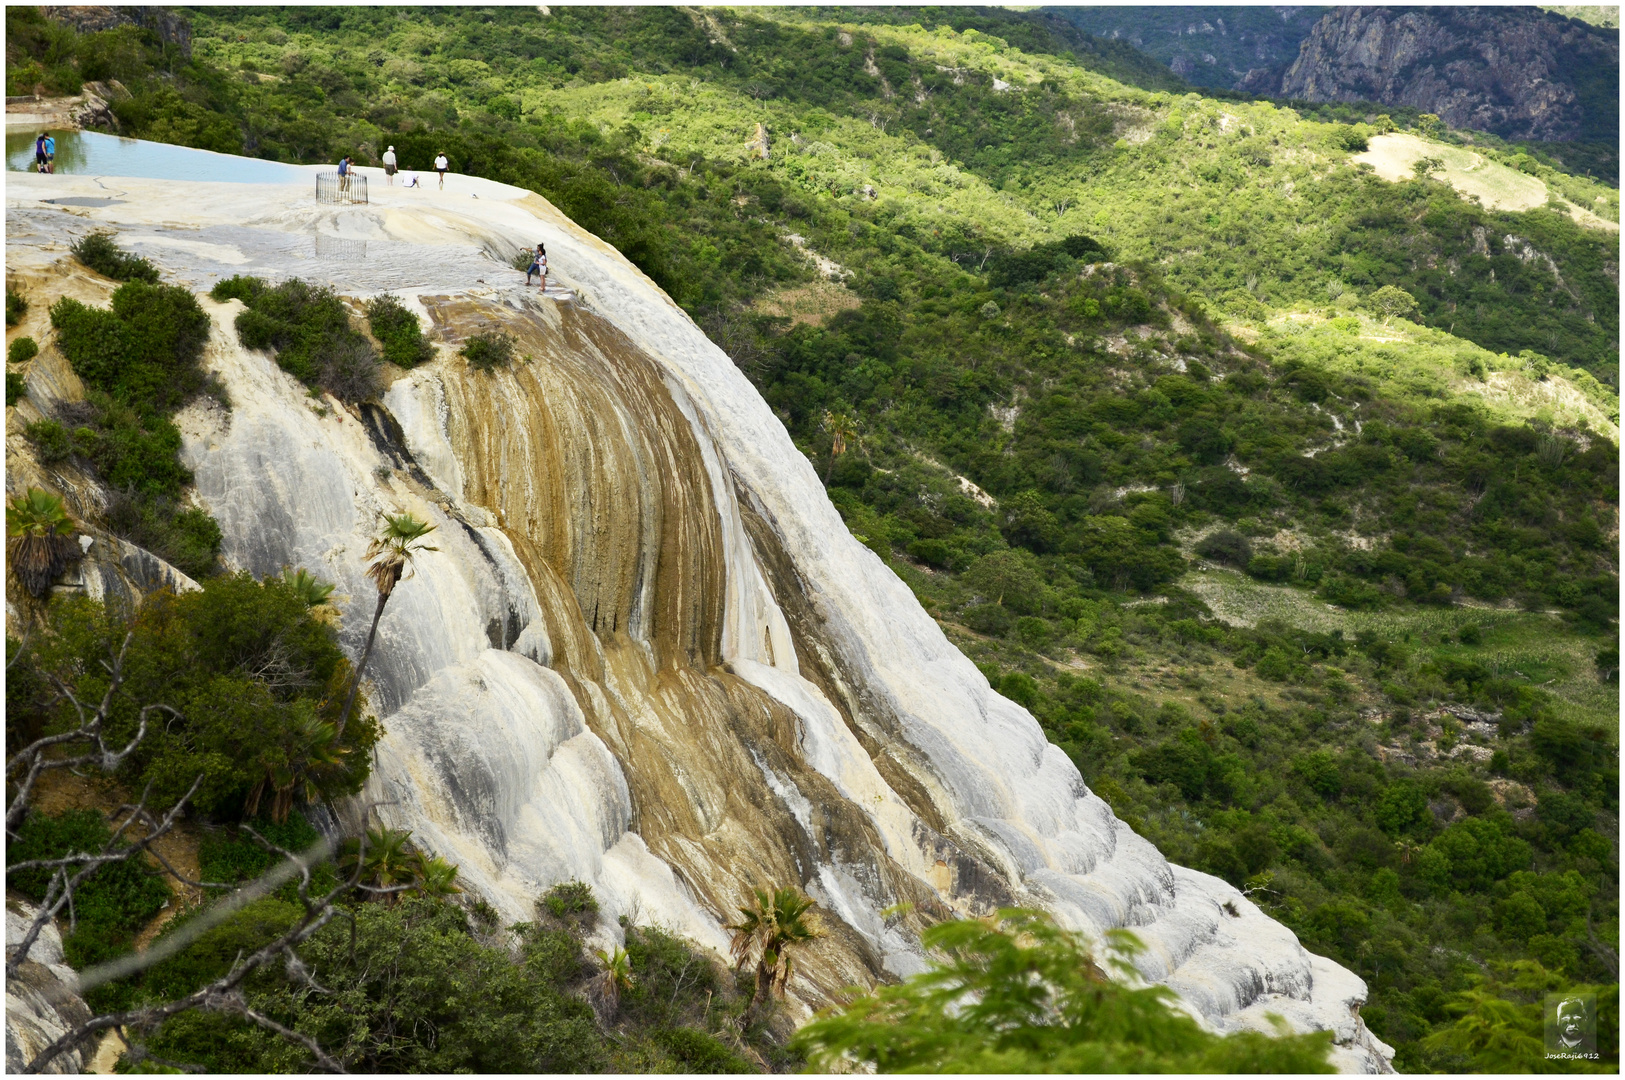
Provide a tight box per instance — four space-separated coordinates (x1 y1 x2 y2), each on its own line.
526 243 548 289
434 151 448 189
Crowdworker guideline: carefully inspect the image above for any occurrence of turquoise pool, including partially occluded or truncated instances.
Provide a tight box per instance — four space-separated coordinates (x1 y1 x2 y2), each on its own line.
8 129 310 184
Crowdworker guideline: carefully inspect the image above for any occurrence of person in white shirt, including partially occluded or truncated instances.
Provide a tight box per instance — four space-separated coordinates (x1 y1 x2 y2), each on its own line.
434 152 448 189
526 243 548 289
383 145 397 185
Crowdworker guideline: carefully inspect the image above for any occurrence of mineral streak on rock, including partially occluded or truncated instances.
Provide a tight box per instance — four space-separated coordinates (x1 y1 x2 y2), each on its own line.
4 165 1394 1070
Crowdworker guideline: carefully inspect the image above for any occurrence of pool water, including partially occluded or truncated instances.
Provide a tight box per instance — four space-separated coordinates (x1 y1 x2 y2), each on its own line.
7 129 310 184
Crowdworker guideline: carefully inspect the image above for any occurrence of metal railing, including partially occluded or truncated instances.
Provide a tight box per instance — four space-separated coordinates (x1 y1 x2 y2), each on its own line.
316 171 367 205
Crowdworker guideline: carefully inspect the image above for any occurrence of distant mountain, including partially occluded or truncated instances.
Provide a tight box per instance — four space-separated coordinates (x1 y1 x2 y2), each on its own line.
1044 5 1330 89
1239 5 1618 141
1050 6 1618 143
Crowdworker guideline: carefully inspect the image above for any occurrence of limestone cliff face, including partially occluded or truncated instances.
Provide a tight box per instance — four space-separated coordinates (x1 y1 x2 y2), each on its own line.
1243 5 1618 141
6 165 1394 1071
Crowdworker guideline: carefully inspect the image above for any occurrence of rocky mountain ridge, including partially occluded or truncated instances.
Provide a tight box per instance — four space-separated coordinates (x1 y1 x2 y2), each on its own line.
1239 5 1618 141
1046 5 1331 90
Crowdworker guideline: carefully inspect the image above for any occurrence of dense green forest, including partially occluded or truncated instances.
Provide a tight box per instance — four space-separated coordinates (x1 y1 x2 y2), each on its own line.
5 5 1617 1073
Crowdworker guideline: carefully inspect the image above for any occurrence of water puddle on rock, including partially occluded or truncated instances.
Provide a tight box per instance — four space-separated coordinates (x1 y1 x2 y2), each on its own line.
7 129 308 185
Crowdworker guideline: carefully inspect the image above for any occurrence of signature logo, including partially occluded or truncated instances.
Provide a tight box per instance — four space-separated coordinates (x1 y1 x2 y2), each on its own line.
1546 992 1598 1060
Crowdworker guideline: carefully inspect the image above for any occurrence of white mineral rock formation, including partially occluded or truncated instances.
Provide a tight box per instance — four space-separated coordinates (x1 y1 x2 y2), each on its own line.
5 161 1392 1071
5 899 94 1074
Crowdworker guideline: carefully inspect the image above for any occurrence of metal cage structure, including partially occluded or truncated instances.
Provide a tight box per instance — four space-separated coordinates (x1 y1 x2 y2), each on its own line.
316 171 368 205
314 232 368 260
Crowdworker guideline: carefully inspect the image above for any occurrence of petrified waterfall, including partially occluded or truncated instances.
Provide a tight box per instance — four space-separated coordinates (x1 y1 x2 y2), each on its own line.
6 166 1393 1071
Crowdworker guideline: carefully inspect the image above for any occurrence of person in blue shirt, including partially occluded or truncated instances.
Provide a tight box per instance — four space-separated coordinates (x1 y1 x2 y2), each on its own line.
337 155 350 192
43 134 55 173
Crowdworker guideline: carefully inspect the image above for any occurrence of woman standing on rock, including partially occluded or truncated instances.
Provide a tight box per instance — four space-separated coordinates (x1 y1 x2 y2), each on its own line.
434 151 448 189
526 243 548 289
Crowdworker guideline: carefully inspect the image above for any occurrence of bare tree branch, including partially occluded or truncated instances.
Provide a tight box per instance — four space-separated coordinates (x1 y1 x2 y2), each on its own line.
238 1001 346 1073
21 813 388 1074
6 633 175 838
7 632 402 1074
7 775 202 977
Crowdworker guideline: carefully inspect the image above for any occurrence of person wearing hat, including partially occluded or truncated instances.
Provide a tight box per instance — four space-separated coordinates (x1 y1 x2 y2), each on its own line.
434 151 448 189
383 145 397 185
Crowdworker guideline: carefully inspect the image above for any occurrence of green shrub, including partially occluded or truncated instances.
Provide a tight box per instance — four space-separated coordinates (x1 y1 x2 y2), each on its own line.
199 812 322 884
9 335 39 364
141 897 303 1002
650 1028 754 1073
6 370 25 406
225 277 381 401
1325 124 1370 152
908 537 953 569
18 578 378 820
209 275 266 304
7 808 171 971
1195 530 1251 568
146 897 607 1073
999 671 1039 706
24 418 72 462
50 283 209 416
234 306 283 351
1015 615 1052 650
1321 575 1387 610
963 601 1015 637
70 231 160 283
6 287 28 326
523 926 589 986
541 880 599 923
104 488 222 579
793 910 1333 1072
462 331 516 372
80 403 190 497
366 292 434 368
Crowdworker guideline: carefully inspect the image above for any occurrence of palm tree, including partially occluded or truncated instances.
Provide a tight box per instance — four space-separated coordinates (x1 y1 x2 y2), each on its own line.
728 885 822 1013
820 410 857 483
7 488 80 599
341 825 418 903
593 946 636 1016
245 705 348 824
337 512 437 737
412 853 461 898
282 566 336 608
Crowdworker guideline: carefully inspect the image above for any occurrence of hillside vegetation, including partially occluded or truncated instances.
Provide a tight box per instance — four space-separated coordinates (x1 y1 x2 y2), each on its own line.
5 5 1617 1073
